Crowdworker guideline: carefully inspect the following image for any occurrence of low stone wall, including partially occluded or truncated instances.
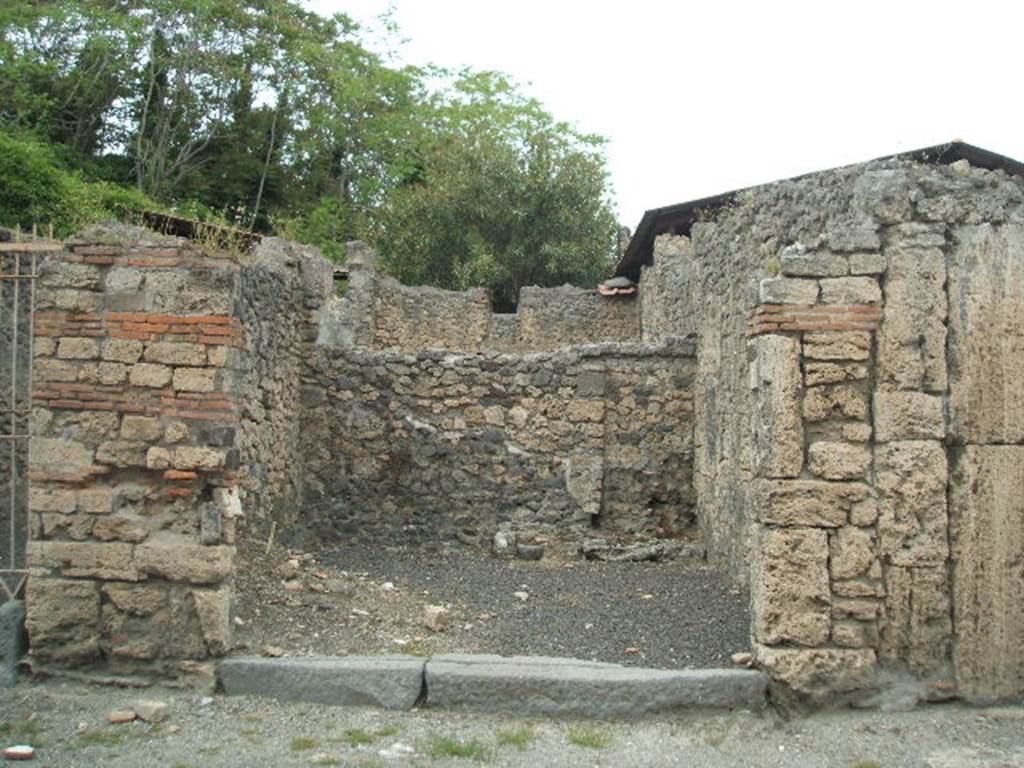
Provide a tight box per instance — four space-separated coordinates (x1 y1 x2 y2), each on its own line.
333 265 641 354
299 340 696 546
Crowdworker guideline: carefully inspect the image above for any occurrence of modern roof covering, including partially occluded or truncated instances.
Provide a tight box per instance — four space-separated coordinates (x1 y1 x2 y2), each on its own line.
614 141 1024 280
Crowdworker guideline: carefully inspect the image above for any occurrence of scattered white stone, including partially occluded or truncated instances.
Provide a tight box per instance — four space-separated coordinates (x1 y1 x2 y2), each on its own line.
731 652 754 668
134 700 169 724
423 605 452 632
513 591 529 602
493 530 517 555
262 645 284 658
381 581 397 592
75 721 88 734
199 696 214 707
378 743 416 759
233 616 246 627
282 580 303 592
351 608 370 617
2 745 36 761
108 710 137 724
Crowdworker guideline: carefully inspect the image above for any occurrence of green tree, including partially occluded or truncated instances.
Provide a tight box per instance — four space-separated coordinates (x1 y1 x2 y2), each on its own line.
367 72 618 310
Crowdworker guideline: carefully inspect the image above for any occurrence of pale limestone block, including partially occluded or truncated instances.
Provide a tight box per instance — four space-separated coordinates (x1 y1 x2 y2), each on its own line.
819 276 882 305
808 441 871 480
120 415 163 441
832 597 882 622
877 243 947 391
950 445 1024 702
841 423 873 442
753 334 803 478
92 514 148 543
95 440 148 467
752 527 831 646
134 534 234 585
25 578 101 661
847 252 887 275
755 646 876 701
832 621 871 648
830 527 877 579
880 565 952 676
30 437 93 473
34 359 79 382
98 362 127 385
172 367 217 393
129 362 172 388
802 331 872 361
144 342 207 366
191 587 232 655
803 384 869 422
758 277 819 305
77 486 114 513
27 541 140 581
947 223 1024 443
102 339 143 364
102 584 167 617
57 337 99 360
780 249 848 277
755 480 875 528
172 446 226 470
876 441 948 567
34 337 56 357
873 391 944 441
165 422 190 443
804 361 868 387
29 486 77 514
828 225 881 253
146 446 171 470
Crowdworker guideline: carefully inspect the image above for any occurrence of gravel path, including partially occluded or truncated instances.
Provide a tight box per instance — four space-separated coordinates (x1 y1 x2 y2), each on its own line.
233 535 750 669
3 680 1023 768
318 543 750 669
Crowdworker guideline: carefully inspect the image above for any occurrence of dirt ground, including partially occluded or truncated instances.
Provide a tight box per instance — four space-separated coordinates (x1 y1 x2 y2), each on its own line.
2 678 1023 768
232 532 751 669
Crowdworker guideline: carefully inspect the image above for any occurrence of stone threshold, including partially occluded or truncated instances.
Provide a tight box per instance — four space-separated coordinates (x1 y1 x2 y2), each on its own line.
218 654 768 718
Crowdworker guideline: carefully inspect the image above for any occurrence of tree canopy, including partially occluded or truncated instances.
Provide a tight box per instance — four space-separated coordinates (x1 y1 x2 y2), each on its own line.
0 1 618 306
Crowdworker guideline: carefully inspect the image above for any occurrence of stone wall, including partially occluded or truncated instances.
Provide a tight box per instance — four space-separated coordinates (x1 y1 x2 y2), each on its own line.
332 262 640 354
299 339 696 547
26 227 243 678
22 227 326 681
676 156 1024 704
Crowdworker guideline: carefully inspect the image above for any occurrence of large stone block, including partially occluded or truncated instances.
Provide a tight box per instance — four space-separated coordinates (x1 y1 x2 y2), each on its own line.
172 367 217 393
25 578 101 662
802 331 872 361
144 342 208 366
804 361 868 387
27 541 140 581
807 441 871 480
129 362 172 388
752 527 830 646
30 437 93 473
877 242 947 391
57 337 99 360
134 534 233 585
950 446 1024 702
755 480 875 528
753 334 803 478
758 277 819 305
803 384 869 422
947 223 1024 443
876 441 948 567
880 565 952 676
191 587 232 655
424 655 767 716
780 248 848 277
756 646 876 702
873 391 944 441
819 276 882 305
219 656 426 710
830 526 877 580
102 339 143 364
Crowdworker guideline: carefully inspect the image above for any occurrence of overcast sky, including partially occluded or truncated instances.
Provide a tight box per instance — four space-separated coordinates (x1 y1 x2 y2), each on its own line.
307 0 1024 229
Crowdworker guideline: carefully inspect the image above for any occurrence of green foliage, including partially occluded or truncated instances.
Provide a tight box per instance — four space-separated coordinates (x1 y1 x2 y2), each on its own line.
0 130 158 235
290 736 320 752
567 726 611 749
368 72 618 309
428 735 486 760
1 1 619 291
496 726 535 751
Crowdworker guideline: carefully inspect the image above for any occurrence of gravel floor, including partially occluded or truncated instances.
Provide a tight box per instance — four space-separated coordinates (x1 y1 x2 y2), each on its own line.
3 679 1024 768
233 535 751 669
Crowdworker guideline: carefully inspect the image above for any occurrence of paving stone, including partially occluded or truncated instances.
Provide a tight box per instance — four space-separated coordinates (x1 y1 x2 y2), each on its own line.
219 656 426 710
424 654 766 717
